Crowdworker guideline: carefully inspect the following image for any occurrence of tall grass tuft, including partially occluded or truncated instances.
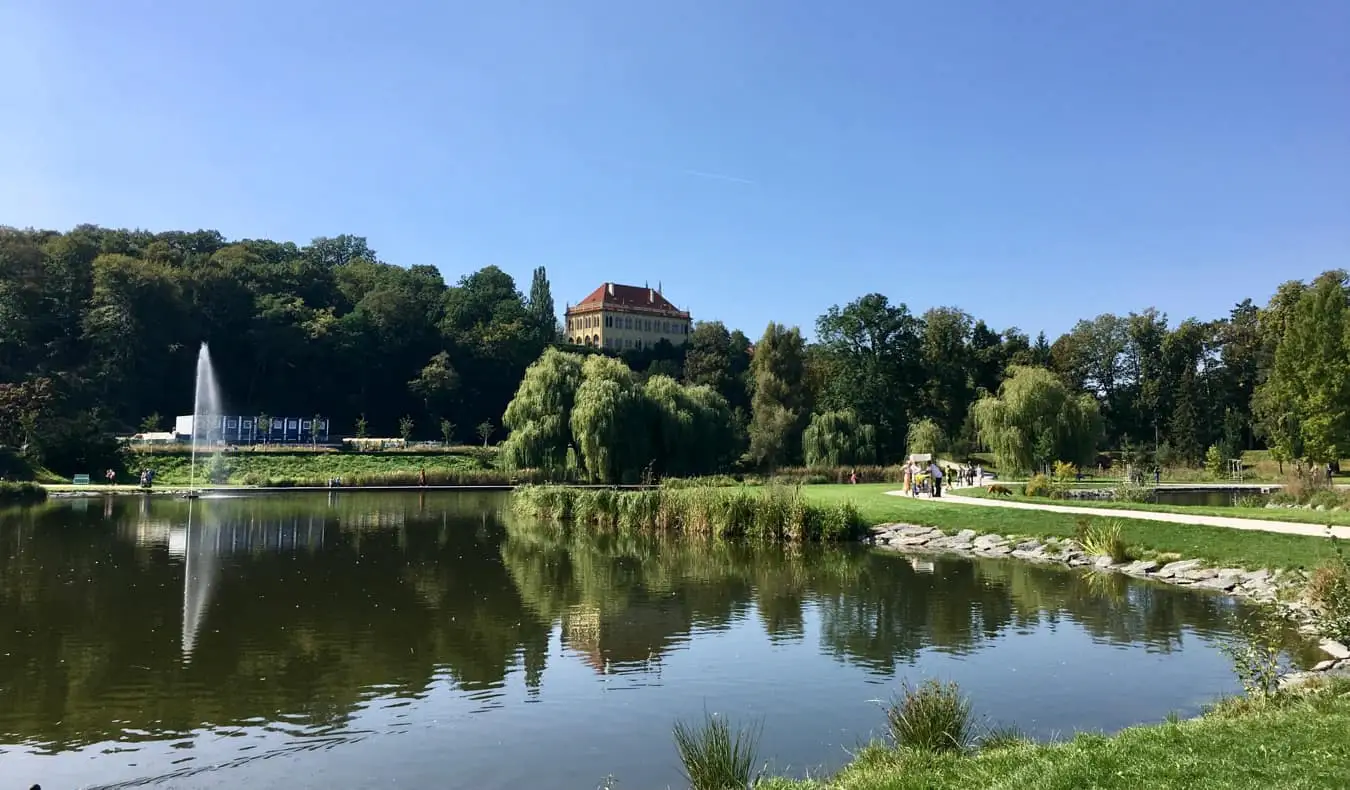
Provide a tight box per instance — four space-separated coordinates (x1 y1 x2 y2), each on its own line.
885 679 974 753
1077 519 1132 563
672 712 763 790
1306 538 1350 643
511 485 867 543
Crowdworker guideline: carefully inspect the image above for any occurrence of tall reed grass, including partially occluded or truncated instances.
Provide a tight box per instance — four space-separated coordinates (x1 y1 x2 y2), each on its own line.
672 712 764 790
241 467 539 488
512 484 866 542
885 679 974 753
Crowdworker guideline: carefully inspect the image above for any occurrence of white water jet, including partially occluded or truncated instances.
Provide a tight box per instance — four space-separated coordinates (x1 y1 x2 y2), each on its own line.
188 343 224 492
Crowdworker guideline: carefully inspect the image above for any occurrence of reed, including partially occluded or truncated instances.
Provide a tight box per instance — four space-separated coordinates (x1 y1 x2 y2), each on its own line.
672 712 763 790
511 484 866 542
885 679 974 754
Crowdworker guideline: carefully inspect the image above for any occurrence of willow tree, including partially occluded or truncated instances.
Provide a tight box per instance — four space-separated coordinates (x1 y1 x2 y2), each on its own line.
802 409 877 467
501 348 585 470
570 355 652 483
644 375 739 477
905 418 947 456
971 365 1102 473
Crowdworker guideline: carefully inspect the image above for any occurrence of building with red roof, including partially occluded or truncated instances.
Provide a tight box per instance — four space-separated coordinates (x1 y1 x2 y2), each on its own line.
563 282 692 350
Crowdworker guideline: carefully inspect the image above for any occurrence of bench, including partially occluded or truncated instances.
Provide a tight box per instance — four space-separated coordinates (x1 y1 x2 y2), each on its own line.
72 474 91 485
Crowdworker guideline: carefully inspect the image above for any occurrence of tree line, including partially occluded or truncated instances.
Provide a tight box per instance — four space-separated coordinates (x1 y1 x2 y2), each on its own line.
0 224 1341 477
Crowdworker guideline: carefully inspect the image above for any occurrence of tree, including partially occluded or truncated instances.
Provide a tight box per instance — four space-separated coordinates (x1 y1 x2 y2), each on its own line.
355 413 368 439
906 418 947 456
408 351 460 416
746 323 809 469
257 412 272 444
312 413 323 447
971 366 1103 474
440 418 456 446
813 294 922 459
140 413 162 433
802 409 877 467
500 348 586 471
399 415 415 443
477 419 495 446
918 307 975 438
526 266 556 343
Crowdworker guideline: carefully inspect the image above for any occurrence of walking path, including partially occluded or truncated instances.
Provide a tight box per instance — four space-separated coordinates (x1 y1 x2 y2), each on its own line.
885 487 1350 540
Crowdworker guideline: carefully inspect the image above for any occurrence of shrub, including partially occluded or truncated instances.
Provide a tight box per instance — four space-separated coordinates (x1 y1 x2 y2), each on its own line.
885 679 973 753
1205 444 1226 478
1024 473 1055 498
979 724 1028 751
1112 480 1153 503
1306 540 1350 644
1308 489 1345 511
1218 606 1289 698
1052 460 1077 484
672 712 763 790
0 482 47 506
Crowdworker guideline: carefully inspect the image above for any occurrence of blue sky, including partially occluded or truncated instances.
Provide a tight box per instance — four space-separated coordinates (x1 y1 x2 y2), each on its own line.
2 0 1346 339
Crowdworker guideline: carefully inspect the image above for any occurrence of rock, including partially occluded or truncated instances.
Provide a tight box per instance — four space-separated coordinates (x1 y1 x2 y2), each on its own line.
1320 639 1350 660
973 534 1008 549
1014 540 1043 552
1067 555 1094 567
1191 577 1238 592
954 529 978 542
977 545 1012 556
1093 555 1115 569
1313 659 1338 672
893 535 936 547
1122 560 1158 576
894 525 941 538
1182 567 1219 581
1156 559 1204 578
1243 569 1272 584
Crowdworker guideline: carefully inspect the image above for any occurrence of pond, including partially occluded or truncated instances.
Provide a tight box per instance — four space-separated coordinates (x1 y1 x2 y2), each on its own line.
1150 488 1271 507
0 492 1315 789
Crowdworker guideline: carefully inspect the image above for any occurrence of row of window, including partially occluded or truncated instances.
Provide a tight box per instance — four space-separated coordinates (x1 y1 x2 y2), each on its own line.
569 335 658 350
566 313 689 335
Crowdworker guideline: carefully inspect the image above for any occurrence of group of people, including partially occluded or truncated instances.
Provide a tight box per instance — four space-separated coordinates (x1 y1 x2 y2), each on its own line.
900 461 985 498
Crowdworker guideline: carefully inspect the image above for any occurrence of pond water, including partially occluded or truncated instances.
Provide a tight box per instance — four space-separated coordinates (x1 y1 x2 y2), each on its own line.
0 492 1314 789
1150 488 1271 507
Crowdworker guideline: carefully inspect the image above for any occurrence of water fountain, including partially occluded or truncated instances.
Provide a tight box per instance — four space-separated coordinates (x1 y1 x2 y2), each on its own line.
186 343 224 498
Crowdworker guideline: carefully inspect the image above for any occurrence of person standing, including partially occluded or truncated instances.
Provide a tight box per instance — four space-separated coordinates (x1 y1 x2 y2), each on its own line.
975 465 984 485
903 463 914 497
928 461 944 498
419 468 427 487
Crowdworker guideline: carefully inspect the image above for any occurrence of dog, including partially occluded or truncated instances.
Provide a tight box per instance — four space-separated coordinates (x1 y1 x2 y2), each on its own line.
987 484 1013 496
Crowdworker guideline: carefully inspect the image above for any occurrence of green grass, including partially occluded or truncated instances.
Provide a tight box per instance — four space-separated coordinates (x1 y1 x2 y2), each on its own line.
958 484 1350 528
124 449 500 486
798 484 1340 570
0 481 47 505
758 681 1350 790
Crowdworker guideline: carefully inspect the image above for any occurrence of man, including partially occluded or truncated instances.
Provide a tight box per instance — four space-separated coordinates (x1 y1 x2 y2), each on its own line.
928 460 944 498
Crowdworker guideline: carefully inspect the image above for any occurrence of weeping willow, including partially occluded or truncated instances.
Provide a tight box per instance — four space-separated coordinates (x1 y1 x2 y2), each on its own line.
501 348 585 471
801 409 877 467
971 365 1103 474
906 418 947 456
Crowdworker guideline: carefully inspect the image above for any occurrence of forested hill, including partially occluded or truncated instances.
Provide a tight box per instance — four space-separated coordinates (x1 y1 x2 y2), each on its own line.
0 223 1338 478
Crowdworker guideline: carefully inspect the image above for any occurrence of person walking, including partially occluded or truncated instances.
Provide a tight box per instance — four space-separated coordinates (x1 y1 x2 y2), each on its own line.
928 461 944 498
903 463 914 497
419 468 427 487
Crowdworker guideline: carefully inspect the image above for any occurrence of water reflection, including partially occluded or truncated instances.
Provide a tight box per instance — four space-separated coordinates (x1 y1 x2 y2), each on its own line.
0 493 1320 790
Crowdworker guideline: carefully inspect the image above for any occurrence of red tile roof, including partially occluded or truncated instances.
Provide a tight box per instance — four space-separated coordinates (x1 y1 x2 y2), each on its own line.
569 283 690 318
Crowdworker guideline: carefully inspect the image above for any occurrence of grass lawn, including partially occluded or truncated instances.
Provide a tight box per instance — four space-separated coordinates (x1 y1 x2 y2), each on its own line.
123 450 490 485
799 484 1339 570
957 484 1350 528
758 682 1350 790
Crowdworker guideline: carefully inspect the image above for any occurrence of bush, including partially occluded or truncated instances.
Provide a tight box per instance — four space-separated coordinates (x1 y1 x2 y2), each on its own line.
1024 473 1055 498
1112 480 1153 503
1218 606 1290 698
672 712 763 790
1205 444 1226 478
1308 489 1345 511
885 679 973 753
0 481 47 505
1306 541 1350 644
1052 460 1077 484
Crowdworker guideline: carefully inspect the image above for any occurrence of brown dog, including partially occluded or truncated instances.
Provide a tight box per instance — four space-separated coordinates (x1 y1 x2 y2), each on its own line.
987 484 1013 496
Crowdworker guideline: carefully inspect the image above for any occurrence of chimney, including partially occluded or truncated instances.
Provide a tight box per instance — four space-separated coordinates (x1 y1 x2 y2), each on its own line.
648 287 654 303
606 282 614 296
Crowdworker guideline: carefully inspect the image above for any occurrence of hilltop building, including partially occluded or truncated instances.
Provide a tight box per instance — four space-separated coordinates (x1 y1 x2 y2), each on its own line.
563 282 692 350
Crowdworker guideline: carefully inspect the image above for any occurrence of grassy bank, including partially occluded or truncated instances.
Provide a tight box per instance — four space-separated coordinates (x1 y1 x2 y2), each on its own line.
124 449 518 487
512 484 867 542
799 484 1340 570
958 484 1350 528
0 482 47 506
755 679 1350 790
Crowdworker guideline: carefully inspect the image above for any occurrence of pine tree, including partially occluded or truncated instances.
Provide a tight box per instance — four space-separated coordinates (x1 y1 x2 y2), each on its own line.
527 266 556 342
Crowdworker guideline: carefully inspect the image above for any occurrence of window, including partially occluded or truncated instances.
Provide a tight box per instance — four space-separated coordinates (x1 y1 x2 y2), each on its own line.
625 338 633 348
644 319 652 332
662 321 670 333
624 316 632 329
605 315 613 328
636 338 643 349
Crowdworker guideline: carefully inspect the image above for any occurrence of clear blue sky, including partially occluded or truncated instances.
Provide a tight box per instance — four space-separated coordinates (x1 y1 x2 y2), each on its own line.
3 0 1346 339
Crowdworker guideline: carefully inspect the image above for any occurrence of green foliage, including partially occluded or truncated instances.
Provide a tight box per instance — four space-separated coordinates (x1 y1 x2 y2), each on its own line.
1024 473 1055 498
139 413 162 433
439 418 455 446
971 366 1103 475
1077 519 1131 563
476 419 494 446
398 415 414 442
1052 460 1078 483
747 323 810 469
885 679 973 753
1306 541 1350 644
0 482 47 505
905 418 947 456
511 485 866 542
672 712 763 790
802 409 877 467
355 414 368 439
1218 607 1290 698
1205 444 1226 477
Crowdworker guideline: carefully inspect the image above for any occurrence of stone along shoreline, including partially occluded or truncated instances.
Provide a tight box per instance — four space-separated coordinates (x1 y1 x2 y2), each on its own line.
867 522 1350 685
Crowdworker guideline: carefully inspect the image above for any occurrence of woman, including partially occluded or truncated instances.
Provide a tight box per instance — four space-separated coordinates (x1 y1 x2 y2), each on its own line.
902 462 913 495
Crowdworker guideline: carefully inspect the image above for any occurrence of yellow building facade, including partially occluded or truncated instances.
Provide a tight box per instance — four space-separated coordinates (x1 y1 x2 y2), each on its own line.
563 283 692 350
